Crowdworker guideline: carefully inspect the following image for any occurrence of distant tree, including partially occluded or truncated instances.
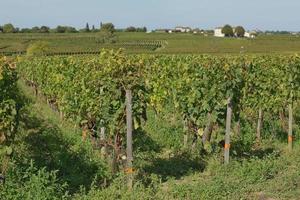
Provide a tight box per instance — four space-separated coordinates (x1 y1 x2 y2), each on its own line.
126 26 137 32
136 27 147 32
222 24 234 37
40 26 50 33
0 26 3 33
100 23 115 34
54 26 77 33
31 26 40 33
92 25 96 32
65 26 77 33
125 26 147 32
3 24 15 33
235 26 245 37
85 23 90 32
55 26 66 33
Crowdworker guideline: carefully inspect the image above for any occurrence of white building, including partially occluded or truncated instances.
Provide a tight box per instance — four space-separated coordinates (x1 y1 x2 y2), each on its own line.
214 27 225 37
244 32 256 38
215 26 257 38
175 26 192 33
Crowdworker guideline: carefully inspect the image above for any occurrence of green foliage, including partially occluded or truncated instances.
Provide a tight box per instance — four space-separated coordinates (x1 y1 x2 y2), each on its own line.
16 52 300 199
19 49 148 145
144 107 184 150
222 24 234 37
165 147 300 200
126 26 137 32
2 24 16 33
0 161 69 200
125 27 147 32
40 26 50 33
100 23 115 34
0 57 18 172
4 32 300 55
55 26 78 33
85 23 90 32
5 80 110 198
234 26 245 37
18 53 300 148
74 174 163 200
26 41 50 56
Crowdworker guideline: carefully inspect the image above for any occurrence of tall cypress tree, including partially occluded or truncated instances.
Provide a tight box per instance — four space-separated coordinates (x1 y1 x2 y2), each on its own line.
85 23 90 32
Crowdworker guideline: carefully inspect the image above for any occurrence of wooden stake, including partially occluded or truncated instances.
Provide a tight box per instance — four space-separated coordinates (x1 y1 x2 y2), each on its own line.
288 104 293 151
202 112 213 144
100 127 107 158
256 108 263 143
236 118 241 137
126 89 133 190
183 119 189 148
224 97 232 164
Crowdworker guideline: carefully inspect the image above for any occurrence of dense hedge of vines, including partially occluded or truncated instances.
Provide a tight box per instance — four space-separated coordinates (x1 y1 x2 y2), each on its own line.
0 56 19 175
18 50 149 173
18 51 300 164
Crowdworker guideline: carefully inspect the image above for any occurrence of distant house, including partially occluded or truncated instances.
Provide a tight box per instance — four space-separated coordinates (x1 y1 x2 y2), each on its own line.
291 32 298 35
215 26 257 38
175 26 192 33
192 28 201 34
214 27 225 37
244 31 257 38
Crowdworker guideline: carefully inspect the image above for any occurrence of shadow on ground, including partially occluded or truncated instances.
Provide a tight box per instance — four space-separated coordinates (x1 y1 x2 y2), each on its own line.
16 108 105 194
143 152 206 182
230 139 280 160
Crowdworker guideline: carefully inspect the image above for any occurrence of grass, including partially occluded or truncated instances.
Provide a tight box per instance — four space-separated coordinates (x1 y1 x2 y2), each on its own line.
5 80 107 196
2 32 300 54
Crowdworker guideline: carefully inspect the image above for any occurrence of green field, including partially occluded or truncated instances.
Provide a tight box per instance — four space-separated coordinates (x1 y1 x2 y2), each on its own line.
1 32 300 54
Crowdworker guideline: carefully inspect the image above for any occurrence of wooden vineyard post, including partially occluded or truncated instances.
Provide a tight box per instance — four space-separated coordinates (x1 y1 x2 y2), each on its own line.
224 97 232 164
256 107 263 143
100 127 107 158
236 117 241 138
183 119 189 148
202 112 213 144
183 134 188 148
125 89 134 190
288 104 293 151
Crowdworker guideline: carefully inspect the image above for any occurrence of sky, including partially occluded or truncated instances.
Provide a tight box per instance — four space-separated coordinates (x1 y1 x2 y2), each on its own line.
1 0 300 31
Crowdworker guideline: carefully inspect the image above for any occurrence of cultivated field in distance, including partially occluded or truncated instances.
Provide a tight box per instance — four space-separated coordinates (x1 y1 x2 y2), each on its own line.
1 32 300 55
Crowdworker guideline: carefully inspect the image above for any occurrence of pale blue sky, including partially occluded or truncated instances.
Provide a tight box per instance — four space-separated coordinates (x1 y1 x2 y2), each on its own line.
1 0 299 31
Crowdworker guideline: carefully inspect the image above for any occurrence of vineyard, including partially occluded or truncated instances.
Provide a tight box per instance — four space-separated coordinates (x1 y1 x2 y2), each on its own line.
0 32 168 55
0 57 19 179
17 50 300 150
3 32 300 55
1 50 300 199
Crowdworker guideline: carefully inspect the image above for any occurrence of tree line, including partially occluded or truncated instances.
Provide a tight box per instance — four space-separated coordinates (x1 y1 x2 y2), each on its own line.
0 23 147 34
